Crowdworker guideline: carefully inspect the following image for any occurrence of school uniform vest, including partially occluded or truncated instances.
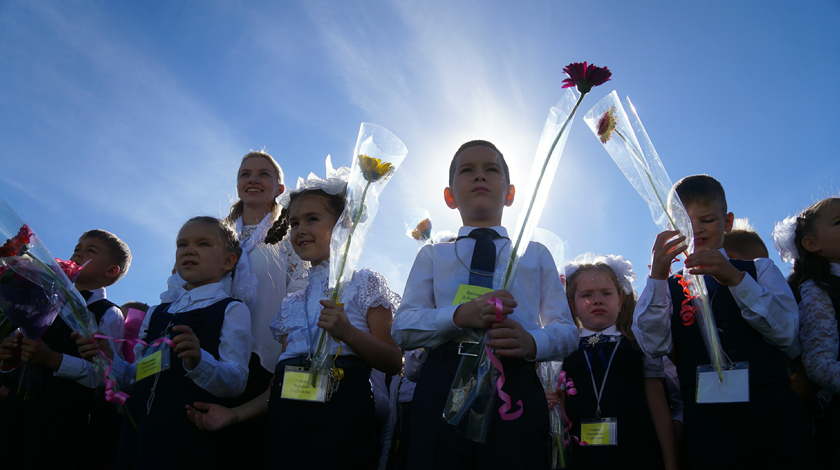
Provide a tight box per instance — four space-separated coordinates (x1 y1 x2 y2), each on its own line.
118 297 235 470
668 259 789 391
564 339 663 470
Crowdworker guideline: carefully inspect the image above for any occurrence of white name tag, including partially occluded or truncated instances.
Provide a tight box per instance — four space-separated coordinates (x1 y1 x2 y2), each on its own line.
696 362 749 404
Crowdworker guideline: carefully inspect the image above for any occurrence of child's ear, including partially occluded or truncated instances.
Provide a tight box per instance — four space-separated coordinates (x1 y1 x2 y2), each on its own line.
801 235 820 254
275 184 285 198
443 187 458 210
222 252 238 272
105 265 120 280
505 185 515 207
723 212 734 233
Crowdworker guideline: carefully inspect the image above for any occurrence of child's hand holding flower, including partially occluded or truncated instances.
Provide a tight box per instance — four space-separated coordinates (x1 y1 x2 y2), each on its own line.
72 330 113 361
318 300 354 343
0 332 22 364
453 290 517 330
20 338 62 371
172 325 202 370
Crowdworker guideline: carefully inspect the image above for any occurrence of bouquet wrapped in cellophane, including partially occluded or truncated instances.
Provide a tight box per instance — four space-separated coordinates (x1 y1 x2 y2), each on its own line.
0 198 130 403
444 62 611 443
403 208 456 249
308 122 408 387
582 91 725 380
539 361 569 469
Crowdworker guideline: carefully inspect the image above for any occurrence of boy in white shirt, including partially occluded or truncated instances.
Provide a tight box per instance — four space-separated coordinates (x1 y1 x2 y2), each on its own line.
392 140 578 469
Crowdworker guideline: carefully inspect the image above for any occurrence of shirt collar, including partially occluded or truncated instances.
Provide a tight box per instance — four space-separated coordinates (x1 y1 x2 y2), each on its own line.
580 325 620 337
84 287 106 305
457 226 509 239
174 282 226 303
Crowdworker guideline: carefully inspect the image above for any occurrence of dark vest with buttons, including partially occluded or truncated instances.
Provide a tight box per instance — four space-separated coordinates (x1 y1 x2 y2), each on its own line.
121 297 236 469
668 259 790 391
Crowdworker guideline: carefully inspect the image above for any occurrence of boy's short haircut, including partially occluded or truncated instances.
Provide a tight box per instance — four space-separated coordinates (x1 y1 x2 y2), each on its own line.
448 140 510 186
81 229 132 283
724 230 770 259
120 301 149 313
673 174 728 213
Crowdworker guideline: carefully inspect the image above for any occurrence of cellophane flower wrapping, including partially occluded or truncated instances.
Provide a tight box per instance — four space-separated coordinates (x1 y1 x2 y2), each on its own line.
309 123 407 382
404 208 433 248
0 258 60 339
539 361 569 469
501 88 579 290
0 199 119 395
532 228 569 285
442 332 497 443
583 91 725 379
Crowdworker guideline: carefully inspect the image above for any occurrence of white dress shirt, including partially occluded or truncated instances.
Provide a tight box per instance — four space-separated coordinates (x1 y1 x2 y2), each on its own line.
632 248 801 359
109 282 252 398
54 287 125 388
392 226 578 363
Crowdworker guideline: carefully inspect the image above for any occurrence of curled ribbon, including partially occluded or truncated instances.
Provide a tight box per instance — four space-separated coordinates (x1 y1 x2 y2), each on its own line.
673 274 697 326
92 334 177 404
486 297 523 421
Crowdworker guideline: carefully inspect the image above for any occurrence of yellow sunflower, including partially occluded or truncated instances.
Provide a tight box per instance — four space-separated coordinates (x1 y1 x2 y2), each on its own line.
358 154 395 183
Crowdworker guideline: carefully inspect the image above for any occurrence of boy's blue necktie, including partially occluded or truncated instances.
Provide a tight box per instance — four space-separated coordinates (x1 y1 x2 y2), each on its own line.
468 228 499 288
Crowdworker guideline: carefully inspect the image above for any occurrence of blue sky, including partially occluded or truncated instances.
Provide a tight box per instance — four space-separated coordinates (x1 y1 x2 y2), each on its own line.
1 1 839 306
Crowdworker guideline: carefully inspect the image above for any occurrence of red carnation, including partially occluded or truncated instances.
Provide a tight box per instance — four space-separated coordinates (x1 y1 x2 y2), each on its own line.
56 258 84 282
562 62 612 95
0 225 34 257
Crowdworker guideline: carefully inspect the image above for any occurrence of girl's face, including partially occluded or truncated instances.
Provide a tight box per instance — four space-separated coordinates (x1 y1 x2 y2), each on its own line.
570 269 622 332
289 195 338 266
237 156 284 211
176 222 237 290
804 201 840 264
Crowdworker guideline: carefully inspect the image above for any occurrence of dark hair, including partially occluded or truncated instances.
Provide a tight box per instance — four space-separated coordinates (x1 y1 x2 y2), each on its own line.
448 140 510 186
80 229 132 284
565 264 638 344
673 174 728 213
119 301 149 314
723 230 769 260
226 151 286 244
181 216 242 278
287 189 347 220
788 198 840 302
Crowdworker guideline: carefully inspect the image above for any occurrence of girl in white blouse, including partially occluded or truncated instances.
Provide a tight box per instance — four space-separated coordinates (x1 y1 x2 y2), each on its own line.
188 180 401 469
775 197 840 468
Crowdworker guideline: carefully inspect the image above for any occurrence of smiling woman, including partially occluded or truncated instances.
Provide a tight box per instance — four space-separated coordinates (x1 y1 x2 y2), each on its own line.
217 150 309 468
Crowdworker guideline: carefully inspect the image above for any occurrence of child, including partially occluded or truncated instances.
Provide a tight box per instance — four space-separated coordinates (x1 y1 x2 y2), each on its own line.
391 140 579 469
633 174 816 469
78 216 252 469
187 177 402 468
561 254 677 470
722 218 769 260
0 229 130 470
774 197 840 468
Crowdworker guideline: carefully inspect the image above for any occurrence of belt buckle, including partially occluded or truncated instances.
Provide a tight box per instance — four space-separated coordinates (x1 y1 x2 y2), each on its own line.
457 341 480 357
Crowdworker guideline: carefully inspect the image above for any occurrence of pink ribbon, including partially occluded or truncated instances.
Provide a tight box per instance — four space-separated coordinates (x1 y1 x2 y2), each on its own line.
122 308 147 363
486 297 523 421
92 334 176 404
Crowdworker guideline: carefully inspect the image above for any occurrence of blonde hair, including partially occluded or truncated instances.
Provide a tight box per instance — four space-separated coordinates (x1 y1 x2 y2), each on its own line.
565 263 637 342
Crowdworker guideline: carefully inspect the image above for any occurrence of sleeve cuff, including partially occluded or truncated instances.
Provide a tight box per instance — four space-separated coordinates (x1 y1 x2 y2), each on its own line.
529 328 550 362
54 354 85 379
730 271 761 307
435 305 464 339
184 349 214 383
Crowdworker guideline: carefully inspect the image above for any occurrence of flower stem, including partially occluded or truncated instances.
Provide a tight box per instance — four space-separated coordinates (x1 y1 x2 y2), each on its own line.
503 92 586 289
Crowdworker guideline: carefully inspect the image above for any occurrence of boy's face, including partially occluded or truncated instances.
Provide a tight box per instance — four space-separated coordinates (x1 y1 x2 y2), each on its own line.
70 236 119 289
684 200 734 252
444 146 514 227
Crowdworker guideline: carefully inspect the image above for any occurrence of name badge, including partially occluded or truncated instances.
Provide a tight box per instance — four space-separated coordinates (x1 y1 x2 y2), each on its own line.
580 418 618 446
696 362 749 404
136 343 171 381
280 366 328 402
452 284 493 305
